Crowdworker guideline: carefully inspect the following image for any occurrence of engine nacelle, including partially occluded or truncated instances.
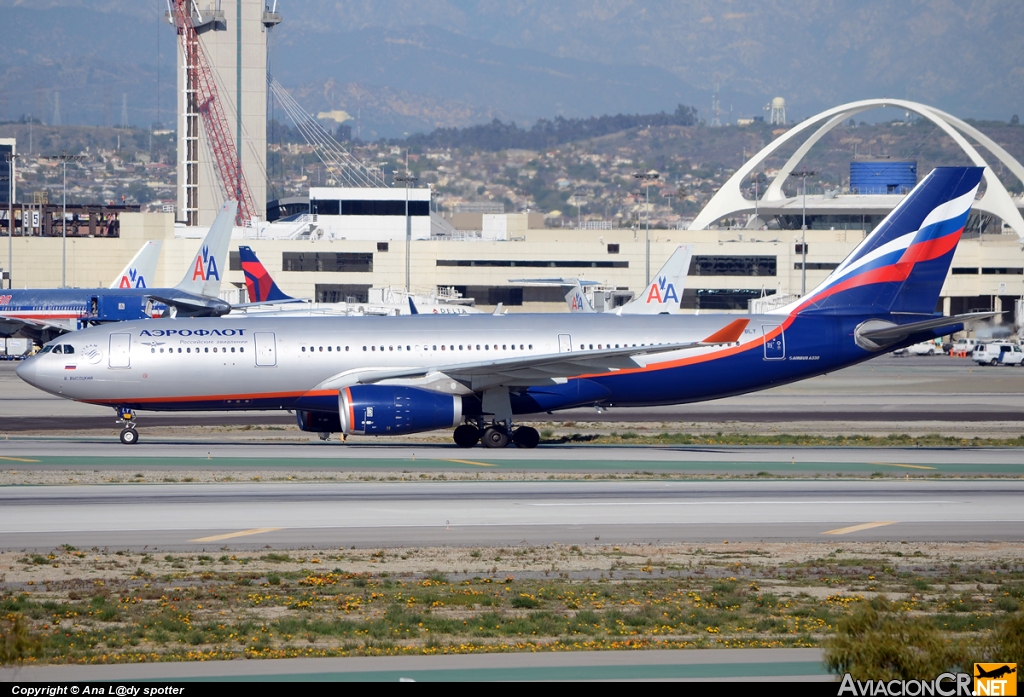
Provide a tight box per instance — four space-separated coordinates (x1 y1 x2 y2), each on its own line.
339 385 462 436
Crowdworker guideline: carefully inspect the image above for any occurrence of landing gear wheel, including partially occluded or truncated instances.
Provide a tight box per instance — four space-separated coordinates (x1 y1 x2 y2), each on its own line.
512 426 540 449
482 426 510 449
119 428 139 445
453 425 481 448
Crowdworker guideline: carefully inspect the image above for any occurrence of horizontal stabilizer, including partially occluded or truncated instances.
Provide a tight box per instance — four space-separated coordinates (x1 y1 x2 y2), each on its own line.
146 294 231 317
858 312 1000 341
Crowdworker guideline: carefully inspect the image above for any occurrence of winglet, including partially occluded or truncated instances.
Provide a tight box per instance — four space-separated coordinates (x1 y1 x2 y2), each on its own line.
701 318 750 344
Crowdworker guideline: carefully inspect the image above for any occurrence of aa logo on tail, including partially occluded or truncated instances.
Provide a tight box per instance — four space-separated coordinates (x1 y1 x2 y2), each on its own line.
570 292 587 311
646 276 679 305
191 245 221 282
118 268 148 289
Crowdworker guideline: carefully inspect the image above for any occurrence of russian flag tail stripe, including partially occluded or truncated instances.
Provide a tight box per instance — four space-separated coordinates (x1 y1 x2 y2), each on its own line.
792 167 983 317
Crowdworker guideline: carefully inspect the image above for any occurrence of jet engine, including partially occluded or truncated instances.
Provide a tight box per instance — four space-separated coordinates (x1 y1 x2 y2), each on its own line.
331 385 463 436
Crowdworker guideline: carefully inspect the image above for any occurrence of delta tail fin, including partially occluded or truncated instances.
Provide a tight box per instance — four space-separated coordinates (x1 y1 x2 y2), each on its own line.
618 244 693 315
109 240 162 290
237 245 298 304
779 167 984 317
175 200 237 297
565 281 595 313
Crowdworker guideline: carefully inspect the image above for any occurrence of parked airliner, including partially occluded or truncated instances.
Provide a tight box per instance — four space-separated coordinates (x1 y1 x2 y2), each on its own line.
17 168 993 448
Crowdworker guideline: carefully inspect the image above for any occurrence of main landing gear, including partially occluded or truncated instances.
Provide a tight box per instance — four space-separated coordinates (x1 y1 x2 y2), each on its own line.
116 407 139 445
452 422 540 449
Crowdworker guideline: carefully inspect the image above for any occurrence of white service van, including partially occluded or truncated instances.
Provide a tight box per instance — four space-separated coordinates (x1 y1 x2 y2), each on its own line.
972 342 1024 366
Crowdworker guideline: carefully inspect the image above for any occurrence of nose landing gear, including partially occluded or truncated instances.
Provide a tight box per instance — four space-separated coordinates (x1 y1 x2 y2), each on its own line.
116 407 139 445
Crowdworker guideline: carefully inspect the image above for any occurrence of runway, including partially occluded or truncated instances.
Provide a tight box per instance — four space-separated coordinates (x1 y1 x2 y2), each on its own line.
2 437 1024 474
1 479 1021 550
0 648 829 682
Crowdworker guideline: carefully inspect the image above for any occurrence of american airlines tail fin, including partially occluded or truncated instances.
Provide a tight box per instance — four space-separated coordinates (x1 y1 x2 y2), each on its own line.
237 245 298 304
565 281 595 313
174 200 236 297
781 167 984 317
109 240 162 289
618 244 693 315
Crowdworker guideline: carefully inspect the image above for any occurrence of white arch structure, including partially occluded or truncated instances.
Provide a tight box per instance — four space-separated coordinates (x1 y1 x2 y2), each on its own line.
690 98 1024 237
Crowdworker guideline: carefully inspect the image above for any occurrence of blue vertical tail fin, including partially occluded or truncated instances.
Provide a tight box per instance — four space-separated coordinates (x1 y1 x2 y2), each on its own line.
781 167 984 317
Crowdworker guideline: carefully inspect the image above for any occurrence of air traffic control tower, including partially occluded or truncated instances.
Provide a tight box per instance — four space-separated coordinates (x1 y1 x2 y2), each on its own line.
167 1 281 226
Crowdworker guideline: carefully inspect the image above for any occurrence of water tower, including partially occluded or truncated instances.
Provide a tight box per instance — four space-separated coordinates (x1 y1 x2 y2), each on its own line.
769 97 787 125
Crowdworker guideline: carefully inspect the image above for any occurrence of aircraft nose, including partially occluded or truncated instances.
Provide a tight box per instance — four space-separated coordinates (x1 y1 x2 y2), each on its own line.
15 357 39 386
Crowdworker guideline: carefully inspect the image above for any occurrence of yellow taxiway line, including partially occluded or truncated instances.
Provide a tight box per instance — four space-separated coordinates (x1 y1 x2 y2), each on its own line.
822 521 898 536
442 459 498 468
190 527 282 543
870 462 937 471
0 456 40 463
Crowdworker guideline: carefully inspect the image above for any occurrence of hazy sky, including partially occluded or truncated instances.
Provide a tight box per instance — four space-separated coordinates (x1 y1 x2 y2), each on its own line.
1 1 1021 135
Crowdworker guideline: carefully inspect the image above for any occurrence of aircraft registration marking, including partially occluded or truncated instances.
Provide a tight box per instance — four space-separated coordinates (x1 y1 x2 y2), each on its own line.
0 456 40 463
442 459 498 468
870 462 937 471
190 527 283 543
822 521 898 536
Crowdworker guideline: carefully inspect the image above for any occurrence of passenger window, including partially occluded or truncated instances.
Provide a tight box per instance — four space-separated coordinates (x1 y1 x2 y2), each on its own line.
151 348 156 354
302 347 306 352
231 347 235 353
205 347 209 353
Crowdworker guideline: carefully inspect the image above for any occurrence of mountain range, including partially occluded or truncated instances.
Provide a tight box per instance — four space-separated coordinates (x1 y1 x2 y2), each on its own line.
1 1 1022 138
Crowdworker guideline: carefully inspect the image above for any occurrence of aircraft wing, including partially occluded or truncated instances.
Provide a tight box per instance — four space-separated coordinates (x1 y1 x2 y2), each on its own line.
313 319 749 392
0 315 74 341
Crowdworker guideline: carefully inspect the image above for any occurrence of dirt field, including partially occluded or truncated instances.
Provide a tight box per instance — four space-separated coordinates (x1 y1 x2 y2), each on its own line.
2 541 1022 664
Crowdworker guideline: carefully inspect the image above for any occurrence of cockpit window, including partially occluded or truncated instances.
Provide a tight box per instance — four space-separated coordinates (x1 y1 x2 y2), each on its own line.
62 345 75 355
39 346 53 354
51 345 63 354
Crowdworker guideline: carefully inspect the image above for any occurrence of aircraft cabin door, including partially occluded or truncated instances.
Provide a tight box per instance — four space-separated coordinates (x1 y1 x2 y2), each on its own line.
254 332 277 367
762 325 785 361
558 334 573 353
108 333 131 369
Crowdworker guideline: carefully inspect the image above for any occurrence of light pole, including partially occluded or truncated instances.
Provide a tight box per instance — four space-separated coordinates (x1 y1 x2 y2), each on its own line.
662 189 678 228
633 171 659 285
395 174 418 293
790 169 816 296
47 151 86 288
572 190 588 229
4 152 19 290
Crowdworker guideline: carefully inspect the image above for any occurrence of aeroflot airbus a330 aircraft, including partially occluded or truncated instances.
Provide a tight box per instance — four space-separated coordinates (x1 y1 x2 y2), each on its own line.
17 167 993 448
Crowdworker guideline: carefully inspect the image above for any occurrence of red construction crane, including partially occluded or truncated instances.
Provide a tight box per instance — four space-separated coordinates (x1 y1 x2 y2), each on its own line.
171 1 257 225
